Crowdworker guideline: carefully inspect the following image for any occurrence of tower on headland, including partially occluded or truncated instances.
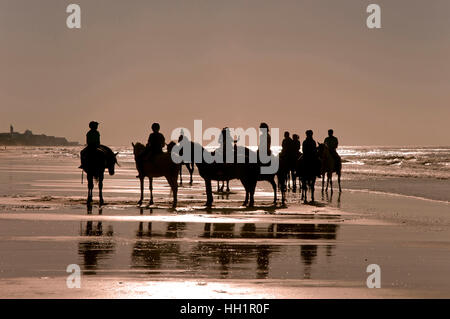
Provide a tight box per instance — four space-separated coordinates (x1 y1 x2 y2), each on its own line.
10 125 13 136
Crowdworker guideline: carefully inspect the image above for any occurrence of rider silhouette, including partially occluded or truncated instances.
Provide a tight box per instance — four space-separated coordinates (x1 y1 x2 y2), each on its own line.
136 123 165 176
146 123 165 156
324 129 341 166
302 130 321 177
258 122 271 158
79 121 101 169
218 127 233 163
280 131 292 158
292 134 301 158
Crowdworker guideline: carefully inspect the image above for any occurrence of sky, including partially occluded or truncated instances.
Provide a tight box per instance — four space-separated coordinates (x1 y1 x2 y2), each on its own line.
1 0 449 146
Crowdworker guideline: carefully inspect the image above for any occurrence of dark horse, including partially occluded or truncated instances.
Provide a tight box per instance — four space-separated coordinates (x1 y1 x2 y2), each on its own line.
132 142 180 208
295 154 319 203
81 146 118 206
317 143 342 193
176 140 260 207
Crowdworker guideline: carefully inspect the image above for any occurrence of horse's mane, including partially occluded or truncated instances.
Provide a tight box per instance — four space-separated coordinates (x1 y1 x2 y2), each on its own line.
99 145 117 164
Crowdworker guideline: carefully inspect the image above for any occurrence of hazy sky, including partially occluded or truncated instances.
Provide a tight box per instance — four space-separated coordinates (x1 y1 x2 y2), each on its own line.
1 0 449 146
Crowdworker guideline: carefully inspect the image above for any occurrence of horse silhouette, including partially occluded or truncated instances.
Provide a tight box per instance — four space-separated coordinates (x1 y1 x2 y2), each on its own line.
132 142 180 208
81 145 118 206
317 143 342 193
180 140 259 207
295 155 319 203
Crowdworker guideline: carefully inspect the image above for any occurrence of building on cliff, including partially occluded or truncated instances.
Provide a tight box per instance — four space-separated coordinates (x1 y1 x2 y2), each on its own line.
0 125 79 146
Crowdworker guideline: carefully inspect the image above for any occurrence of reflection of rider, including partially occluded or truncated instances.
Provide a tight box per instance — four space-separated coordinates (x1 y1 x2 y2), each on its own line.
302 130 321 177
79 121 101 169
324 129 340 164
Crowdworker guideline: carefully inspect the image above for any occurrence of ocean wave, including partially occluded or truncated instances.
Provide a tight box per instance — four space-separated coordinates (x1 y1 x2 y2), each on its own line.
1 145 449 179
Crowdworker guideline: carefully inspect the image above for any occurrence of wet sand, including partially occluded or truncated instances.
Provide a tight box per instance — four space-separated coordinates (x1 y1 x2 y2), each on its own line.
0 151 449 298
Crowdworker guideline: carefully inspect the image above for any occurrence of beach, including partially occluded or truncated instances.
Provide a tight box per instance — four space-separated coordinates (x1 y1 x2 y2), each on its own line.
0 146 449 298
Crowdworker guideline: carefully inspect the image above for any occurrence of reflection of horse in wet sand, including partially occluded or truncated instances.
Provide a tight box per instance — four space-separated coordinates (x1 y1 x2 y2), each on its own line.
317 143 342 193
132 142 180 208
80 145 118 206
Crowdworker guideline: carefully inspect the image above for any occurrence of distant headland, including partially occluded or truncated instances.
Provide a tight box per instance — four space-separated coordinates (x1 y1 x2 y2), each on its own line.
0 125 79 146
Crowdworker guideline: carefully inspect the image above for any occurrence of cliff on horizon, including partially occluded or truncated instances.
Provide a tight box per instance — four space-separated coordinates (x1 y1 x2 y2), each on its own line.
0 126 79 146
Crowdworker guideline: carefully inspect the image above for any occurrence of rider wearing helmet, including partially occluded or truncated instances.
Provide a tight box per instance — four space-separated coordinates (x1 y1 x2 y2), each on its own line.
302 129 321 177
324 128 341 166
79 121 101 169
146 122 165 156
258 122 271 158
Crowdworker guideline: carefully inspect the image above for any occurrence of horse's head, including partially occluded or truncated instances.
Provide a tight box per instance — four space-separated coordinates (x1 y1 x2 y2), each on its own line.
166 141 176 153
107 152 119 175
132 142 146 158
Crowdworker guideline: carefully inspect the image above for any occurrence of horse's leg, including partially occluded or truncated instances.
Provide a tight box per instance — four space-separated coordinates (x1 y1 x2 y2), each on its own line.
179 165 183 186
338 171 342 193
302 178 307 204
329 172 333 194
226 180 230 192
242 180 249 206
189 164 194 185
286 172 290 190
292 170 296 193
138 177 144 205
311 178 315 202
168 175 178 208
99 172 104 206
149 177 154 205
87 174 93 205
172 179 178 208
205 179 213 207
269 177 277 205
322 174 325 193
248 181 256 207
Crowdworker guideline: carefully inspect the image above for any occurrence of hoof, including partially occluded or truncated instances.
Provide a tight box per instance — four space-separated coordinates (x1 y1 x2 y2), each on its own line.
137 200 143 206
149 200 154 205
